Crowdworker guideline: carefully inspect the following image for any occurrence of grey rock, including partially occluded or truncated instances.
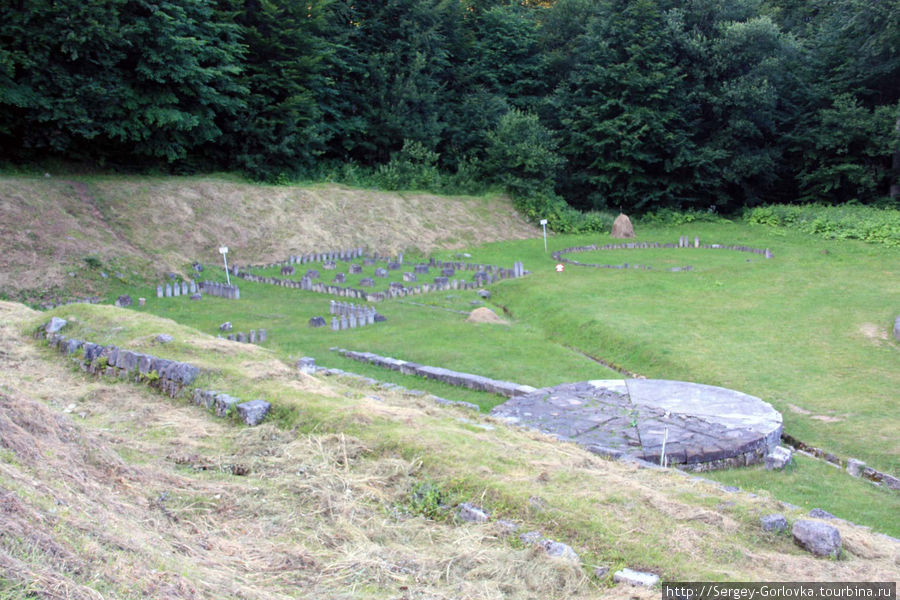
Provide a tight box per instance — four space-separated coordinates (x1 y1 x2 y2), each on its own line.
792 519 841 558
494 520 518 536
765 446 793 470
594 566 610 578
155 334 174 344
808 508 836 519
519 531 543 545
760 514 788 533
457 502 490 523
281 265 295 276
219 321 233 332
846 458 866 478
297 357 317 374
374 268 389 278
308 316 327 328
45 317 67 334
540 539 579 561
213 393 239 417
236 399 271 426
477 289 491 299
893 315 900 342
613 568 659 587
190 293 202 300
359 278 375 287
373 313 387 322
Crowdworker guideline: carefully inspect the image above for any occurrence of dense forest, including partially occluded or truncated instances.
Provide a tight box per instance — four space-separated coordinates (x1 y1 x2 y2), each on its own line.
1 0 898 217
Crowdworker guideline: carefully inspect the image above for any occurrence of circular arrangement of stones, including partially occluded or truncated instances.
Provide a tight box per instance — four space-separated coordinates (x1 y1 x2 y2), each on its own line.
491 379 782 471
552 238 773 271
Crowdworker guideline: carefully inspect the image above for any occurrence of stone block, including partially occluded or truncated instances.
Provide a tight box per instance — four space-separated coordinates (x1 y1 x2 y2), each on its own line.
219 321 232 332
45 317 67 334
613 568 659 587
894 315 900 342
792 519 841 558
457 502 490 523
236 399 270 426
349 264 362 274
540 539 579 561
297 357 317 374
374 268 389 278
765 446 792 470
309 316 327 328
846 458 865 477
760 514 788 533
213 393 239 417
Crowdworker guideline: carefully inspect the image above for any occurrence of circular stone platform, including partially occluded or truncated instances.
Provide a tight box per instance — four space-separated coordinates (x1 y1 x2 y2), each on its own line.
490 379 782 471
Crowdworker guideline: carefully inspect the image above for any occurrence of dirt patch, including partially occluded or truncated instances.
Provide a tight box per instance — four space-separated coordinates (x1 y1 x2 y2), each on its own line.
787 403 812 415
859 323 888 342
810 415 845 423
466 307 509 325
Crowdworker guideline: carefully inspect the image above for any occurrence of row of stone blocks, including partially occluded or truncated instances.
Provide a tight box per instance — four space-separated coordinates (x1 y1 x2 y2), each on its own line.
221 329 267 343
236 268 522 303
157 281 197 298
43 332 200 399
191 390 270 426
335 349 536 398
40 321 269 426
553 238 774 267
198 281 240 299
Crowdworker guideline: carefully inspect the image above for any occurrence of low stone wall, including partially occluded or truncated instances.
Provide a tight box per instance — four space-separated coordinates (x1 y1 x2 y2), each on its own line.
43 331 200 398
334 349 536 398
198 281 240 299
220 329 267 344
38 321 269 426
157 281 198 298
553 238 773 271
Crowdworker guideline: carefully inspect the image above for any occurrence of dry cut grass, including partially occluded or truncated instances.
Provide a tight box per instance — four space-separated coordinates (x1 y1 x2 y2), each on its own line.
1 301 898 598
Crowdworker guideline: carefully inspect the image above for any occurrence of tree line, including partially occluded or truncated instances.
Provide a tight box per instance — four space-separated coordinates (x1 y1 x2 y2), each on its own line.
1 0 898 215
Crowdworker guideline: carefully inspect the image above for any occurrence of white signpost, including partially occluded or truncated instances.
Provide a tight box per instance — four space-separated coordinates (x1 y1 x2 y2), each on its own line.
540 219 548 252
219 246 231 285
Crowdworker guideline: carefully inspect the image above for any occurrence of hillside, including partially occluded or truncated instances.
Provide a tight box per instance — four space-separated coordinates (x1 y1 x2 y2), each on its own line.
0 175 536 303
3 301 898 599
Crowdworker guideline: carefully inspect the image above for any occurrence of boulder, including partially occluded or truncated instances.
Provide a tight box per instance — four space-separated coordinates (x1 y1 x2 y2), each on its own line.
219 322 233 332
792 519 841 558
155 334 174 344
610 213 635 238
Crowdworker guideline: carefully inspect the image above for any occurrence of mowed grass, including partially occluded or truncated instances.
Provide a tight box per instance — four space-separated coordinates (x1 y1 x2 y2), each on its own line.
115 219 900 535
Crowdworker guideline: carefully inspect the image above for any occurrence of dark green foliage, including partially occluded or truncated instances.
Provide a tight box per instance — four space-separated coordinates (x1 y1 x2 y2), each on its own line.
744 204 900 247
1 0 897 212
0 0 246 165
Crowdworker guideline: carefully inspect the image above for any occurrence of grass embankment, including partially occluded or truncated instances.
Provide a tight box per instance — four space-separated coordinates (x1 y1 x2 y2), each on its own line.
3 301 897 598
0 174 536 304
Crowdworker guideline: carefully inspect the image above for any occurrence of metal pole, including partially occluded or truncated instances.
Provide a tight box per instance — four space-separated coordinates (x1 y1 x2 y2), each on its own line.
220 246 231 285
540 219 548 252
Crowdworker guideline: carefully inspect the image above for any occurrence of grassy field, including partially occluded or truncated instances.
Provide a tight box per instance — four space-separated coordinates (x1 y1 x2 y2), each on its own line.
7 300 898 598
2 175 898 544
98 217 900 537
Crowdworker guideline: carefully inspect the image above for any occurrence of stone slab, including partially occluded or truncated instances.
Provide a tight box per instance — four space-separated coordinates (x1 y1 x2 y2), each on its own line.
491 379 783 471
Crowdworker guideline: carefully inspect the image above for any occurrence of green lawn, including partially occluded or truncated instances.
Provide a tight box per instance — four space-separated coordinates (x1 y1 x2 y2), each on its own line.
113 219 900 536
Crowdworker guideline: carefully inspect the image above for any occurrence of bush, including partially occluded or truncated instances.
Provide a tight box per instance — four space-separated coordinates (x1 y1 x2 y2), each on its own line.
512 192 615 234
744 204 900 247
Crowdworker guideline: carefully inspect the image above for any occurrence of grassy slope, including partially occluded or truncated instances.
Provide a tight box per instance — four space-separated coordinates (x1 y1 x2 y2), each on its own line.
3 300 898 599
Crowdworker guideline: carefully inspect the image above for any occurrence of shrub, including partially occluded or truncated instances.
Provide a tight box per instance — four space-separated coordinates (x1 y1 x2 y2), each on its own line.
744 204 900 247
